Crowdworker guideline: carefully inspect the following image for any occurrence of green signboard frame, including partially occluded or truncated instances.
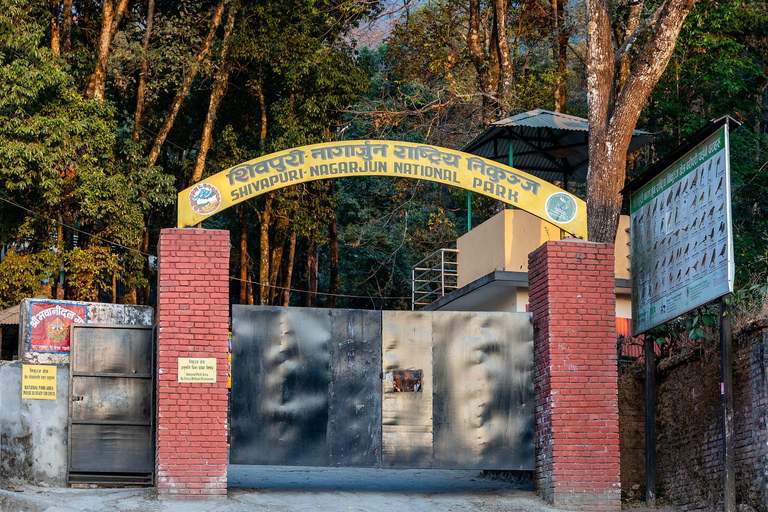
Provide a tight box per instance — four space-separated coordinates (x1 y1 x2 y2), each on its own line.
629 125 734 335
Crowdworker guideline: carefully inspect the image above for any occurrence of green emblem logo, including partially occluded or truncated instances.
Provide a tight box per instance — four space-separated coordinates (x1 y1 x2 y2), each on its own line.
545 192 578 224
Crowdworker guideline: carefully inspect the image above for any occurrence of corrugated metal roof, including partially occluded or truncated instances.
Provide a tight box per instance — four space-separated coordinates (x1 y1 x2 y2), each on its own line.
0 295 48 325
461 109 652 184
0 303 21 325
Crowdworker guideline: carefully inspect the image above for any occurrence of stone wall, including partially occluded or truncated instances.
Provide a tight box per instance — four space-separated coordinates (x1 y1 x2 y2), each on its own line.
618 323 768 510
617 362 645 500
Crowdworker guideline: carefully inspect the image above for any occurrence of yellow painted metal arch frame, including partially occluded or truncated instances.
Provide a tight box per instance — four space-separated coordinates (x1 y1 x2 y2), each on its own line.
177 140 587 239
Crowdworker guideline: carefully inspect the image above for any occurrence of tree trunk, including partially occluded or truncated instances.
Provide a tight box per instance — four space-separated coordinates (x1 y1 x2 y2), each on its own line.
132 0 155 144
269 215 289 304
586 0 697 242
281 231 297 307
239 205 248 304
191 4 237 183
112 267 117 303
615 1 643 94
258 194 272 305
468 0 500 122
50 16 60 57
147 0 226 166
327 182 339 308
86 0 130 100
56 213 64 299
140 228 149 304
255 81 268 149
552 0 569 111
493 0 513 117
305 239 318 307
61 0 72 53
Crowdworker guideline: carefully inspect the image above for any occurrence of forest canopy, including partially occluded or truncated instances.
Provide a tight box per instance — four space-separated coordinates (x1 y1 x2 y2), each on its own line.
0 0 765 310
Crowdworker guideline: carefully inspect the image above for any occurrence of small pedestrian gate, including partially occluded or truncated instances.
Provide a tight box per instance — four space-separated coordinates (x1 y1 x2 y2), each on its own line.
231 306 534 470
68 324 155 485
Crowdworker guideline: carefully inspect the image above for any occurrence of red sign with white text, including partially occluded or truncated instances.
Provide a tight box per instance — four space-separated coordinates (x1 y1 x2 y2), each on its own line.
28 302 87 353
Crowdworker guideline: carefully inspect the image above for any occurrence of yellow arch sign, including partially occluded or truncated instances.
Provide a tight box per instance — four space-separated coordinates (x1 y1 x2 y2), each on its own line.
177 141 587 239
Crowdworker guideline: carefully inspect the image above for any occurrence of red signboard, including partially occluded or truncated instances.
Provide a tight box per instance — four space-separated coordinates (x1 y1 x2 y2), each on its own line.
28 302 87 353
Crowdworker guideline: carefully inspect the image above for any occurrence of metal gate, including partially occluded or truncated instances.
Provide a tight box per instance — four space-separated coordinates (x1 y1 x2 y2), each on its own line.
231 306 533 470
67 324 155 486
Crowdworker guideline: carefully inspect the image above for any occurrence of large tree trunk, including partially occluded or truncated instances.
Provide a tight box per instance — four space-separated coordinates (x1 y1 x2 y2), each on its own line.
61 0 72 53
254 81 268 149
132 0 155 144
147 0 226 166
552 0 569 111
468 0 500 122
86 0 130 100
239 205 248 304
615 1 643 94
50 15 60 57
586 0 696 242
492 0 513 117
191 4 237 183
258 194 272 305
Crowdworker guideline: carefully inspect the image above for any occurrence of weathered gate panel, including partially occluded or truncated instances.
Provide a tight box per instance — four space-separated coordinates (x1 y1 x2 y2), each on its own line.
381 311 433 468
231 306 331 466
68 324 155 485
432 312 534 470
231 307 533 470
231 306 383 467
328 309 382 466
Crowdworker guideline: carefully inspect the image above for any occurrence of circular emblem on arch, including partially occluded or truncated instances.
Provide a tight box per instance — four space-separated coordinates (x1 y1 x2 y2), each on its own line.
189 183 222 215
545 192 578 224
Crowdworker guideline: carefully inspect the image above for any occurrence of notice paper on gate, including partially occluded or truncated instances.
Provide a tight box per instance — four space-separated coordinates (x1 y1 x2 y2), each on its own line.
178 357 217 383
22 364 57 400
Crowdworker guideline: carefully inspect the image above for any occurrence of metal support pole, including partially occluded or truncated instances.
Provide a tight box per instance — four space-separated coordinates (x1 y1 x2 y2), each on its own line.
720 295 735 511
440 250 445 297
467 191 472 231
509 138 514 209
645 335 656 507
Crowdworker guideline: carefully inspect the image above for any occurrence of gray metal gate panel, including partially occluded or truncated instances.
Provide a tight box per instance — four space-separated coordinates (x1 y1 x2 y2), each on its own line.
231 306 332 466
231 307 533 471
381 311 434 468
67 324 154 486
432 312 534 470
328 309 382 467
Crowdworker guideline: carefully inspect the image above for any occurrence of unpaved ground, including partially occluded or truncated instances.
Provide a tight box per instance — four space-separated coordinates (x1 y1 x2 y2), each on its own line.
1 466 680 512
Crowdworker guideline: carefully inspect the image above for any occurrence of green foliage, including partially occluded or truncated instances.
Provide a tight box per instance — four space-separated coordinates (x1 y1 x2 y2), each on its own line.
641 0 768 286
0 0 174 307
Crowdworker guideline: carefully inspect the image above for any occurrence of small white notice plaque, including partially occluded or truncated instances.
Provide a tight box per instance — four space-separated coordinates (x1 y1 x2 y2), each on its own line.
178 357 217 383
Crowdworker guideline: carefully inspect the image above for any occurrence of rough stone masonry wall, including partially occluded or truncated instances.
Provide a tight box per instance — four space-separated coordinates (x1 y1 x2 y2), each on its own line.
618 323 768 511
156 228 230 499
528 240 621 511
617 362 645 500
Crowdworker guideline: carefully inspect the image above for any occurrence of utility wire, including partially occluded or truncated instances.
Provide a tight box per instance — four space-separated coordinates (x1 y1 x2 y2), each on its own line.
0 194 153 258
0 195 417 302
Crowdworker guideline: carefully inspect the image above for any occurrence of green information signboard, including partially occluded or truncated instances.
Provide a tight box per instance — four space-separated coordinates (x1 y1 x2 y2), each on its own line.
629 126 734 335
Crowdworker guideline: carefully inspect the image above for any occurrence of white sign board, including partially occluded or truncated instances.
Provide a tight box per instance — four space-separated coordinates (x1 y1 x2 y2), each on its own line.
630 125 734 335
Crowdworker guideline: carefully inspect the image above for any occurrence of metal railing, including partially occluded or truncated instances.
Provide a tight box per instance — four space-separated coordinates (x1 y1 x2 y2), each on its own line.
411 248 459 310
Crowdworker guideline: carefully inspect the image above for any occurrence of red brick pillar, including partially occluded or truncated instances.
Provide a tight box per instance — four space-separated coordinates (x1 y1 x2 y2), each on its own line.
156 228 230 499
528 240 620 511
